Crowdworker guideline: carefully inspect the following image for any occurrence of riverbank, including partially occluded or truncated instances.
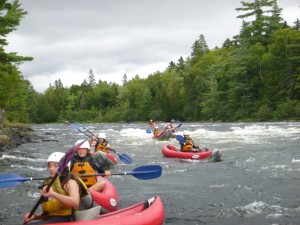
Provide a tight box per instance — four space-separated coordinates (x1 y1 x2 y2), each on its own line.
0 125 39 150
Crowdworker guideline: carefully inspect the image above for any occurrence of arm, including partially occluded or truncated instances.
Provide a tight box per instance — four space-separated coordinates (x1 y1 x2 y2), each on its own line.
91 157 105 174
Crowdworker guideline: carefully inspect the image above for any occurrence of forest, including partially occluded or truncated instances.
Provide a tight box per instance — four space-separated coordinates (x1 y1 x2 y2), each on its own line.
0 0 299 127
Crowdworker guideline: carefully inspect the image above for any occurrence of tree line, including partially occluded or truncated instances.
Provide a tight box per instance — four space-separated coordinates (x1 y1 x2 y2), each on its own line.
1 0 299 127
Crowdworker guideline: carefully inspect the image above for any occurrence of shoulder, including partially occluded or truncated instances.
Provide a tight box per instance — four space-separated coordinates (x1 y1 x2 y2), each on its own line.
64 179 79 190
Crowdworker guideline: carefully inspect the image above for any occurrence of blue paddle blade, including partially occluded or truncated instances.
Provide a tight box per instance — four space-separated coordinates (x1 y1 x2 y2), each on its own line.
146 129 152 133
0 180 23 188
0 173 21 181
176 135 185 143
0 174 23 188
119 153 133 164
129 165 162 180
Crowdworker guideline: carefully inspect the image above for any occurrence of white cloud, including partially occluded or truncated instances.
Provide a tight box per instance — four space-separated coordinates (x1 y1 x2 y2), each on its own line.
5 0 300 92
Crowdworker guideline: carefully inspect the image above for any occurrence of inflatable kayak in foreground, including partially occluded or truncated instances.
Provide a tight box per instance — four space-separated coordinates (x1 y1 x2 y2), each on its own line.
90 178 118 213
47 196 165 225
162 144 222 161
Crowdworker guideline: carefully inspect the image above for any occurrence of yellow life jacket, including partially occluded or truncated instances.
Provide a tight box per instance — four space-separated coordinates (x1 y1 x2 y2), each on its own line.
41 175 89 217
71 161 97 188
181 138 193 151
41 177 72 217
95 141 109 153
153 129 161 136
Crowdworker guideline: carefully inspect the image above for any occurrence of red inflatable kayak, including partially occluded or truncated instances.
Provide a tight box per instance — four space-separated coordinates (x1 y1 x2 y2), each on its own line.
47 196 165 225
90 178 118 212
162 144 222 161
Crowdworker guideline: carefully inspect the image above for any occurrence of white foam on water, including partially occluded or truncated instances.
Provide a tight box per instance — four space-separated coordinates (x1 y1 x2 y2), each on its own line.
292 158 300 163
0 154 46 162
10 164 46 171
183 123 300 147
236 200 298 217
209 184 228 189
119 128 149 138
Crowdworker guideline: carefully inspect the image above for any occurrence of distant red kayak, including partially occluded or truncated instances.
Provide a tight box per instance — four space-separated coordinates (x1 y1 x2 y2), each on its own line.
153 129 174 141
162 144 222 161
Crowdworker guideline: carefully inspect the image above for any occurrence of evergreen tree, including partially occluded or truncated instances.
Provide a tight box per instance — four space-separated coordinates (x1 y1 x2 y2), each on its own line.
235 0 283 46
0 0 33 126
88 69 96 87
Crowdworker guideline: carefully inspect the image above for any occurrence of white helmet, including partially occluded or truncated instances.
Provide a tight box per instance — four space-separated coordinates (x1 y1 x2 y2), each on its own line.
98 133 106 139
155 126 158 129
47 152 65 163
183 130 190 136
75 139 90 149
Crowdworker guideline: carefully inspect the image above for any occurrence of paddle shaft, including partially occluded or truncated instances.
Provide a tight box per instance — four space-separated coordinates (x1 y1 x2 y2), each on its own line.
70 123 133 164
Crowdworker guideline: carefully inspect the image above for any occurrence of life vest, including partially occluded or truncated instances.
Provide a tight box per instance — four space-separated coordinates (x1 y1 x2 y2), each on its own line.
41 176 89 217
95 141 109 153
71 156 97 188
153 129 161 136
181 138 194 151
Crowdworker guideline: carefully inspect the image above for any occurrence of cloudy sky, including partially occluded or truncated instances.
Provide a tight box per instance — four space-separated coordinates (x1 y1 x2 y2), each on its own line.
5 0 300 93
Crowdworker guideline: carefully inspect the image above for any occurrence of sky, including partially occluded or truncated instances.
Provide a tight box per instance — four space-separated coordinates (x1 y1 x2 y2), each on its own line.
5 0 300 93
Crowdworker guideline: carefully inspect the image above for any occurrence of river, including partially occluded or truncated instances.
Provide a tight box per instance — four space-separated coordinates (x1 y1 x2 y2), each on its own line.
0 122 299 225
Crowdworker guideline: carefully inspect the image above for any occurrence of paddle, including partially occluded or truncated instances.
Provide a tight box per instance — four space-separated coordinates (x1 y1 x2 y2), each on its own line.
176 135 185 143
27 140 84 219
0 174 46 188
176 123 182 128
69 123 133 164
146 129 152 134
80 165 162 180
0 165 162 188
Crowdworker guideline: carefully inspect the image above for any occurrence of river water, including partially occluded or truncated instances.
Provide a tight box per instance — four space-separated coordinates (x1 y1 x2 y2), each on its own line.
0 122 299 225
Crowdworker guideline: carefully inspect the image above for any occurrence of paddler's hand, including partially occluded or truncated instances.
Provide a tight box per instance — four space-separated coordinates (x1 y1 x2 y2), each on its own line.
104 170 111 177
23 213 37 224
41 185 54 198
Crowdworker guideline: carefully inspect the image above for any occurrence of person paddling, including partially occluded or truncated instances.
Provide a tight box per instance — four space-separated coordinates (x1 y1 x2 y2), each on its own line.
153 126 161 137
179 130 206 152
91 133 112 154
70 140 111 193
23 152 96 224
148 119 156 127
165 122 175 133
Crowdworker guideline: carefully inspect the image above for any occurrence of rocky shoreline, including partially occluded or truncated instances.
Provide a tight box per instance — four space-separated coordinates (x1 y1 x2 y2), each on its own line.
0 125 40 150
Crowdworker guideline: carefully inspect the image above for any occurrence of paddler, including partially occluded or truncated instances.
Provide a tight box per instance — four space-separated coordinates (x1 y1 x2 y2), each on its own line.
91 133 112 154
180 130 207 152
23 152 98 224
70 140 111 192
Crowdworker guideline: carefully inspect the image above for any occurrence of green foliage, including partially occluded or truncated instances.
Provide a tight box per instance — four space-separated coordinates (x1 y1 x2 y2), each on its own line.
0 0 33 126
